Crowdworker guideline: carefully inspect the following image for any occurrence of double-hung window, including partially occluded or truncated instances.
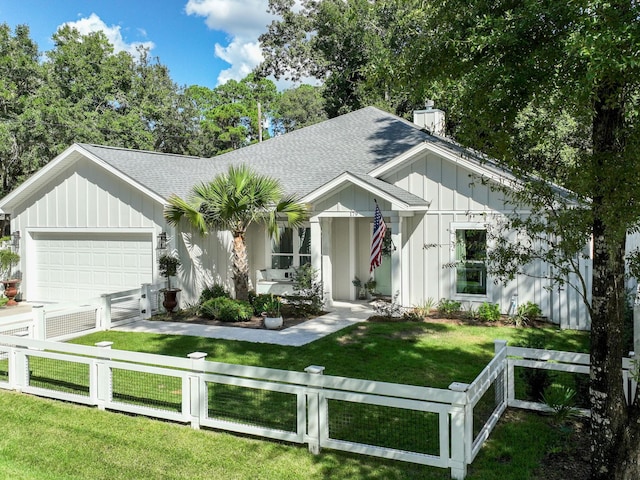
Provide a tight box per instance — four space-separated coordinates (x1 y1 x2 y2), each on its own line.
271 226 311 269
454 228 487 295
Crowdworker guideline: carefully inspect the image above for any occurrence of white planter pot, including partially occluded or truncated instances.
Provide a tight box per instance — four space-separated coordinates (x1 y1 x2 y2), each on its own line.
264 316 284 330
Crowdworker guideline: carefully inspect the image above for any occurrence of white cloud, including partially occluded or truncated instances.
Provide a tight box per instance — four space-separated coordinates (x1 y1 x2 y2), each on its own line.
185 0 277 85
61 13 155 59
214 38 264 84
185 0 275 38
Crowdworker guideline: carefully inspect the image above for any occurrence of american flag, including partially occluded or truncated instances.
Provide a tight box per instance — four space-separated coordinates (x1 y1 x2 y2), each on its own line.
370 203 387 272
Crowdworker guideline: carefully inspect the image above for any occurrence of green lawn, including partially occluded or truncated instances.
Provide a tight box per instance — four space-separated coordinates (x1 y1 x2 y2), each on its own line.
0 320 590 479
70 320 590 387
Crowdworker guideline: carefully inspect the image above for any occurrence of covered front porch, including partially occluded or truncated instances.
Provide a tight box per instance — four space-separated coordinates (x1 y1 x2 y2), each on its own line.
304 172 430 308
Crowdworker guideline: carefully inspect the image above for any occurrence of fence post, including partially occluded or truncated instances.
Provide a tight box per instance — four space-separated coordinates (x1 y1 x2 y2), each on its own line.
140 283 152 320
305 365 325 455
94 341 113 410
11 333 30 392
627 351 637 406
32 305 46 340
449 382 469 480
100 294 112 331
494 340 508 407
187 352 208 429
634 291 640 362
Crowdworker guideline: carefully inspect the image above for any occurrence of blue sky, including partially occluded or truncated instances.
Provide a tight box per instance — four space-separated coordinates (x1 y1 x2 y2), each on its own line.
0 0 281 89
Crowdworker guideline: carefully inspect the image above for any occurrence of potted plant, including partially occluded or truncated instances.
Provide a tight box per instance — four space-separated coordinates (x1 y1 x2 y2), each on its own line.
158 253 181 313
352 276 367 300
262 294 283 329
0 237 20 306
364 278 377 297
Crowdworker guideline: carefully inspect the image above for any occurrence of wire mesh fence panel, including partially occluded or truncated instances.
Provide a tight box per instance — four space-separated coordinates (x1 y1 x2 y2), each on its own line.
46 309 97 339
150 287 162 315
206 382 298 433
514 365 590 409
327 399 440 455
0 348 8 383
0 326 29 337
472 371 505 439
110 298 141 323
28 356 90 396
111 368 182 413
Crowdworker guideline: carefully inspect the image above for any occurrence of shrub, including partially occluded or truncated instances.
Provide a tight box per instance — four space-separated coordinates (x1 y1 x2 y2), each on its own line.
251 294 275 316
292 263 315 291
516 302 542 322
437 298 462 316
198 283 230 305
402 309 424 322
158 253 180 290
372 293 403 319
200 297 252 322
478 302 501 322
412 298 436 317
464 305 479 321
287 264 324 317
263 295 282 317
542 385 578 425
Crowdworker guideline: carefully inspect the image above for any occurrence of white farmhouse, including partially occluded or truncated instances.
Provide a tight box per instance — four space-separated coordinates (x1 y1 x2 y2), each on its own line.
0 106 591 329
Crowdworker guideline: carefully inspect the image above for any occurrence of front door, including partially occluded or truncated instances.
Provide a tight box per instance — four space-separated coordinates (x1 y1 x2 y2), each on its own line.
374 255 392 296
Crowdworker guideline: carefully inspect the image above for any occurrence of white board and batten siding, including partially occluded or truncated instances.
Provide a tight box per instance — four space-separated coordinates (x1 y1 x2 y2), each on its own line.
11 157 165 304
383 150 591 329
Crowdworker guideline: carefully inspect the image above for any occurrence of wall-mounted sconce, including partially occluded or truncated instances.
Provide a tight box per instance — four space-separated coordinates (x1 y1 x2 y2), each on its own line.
157 232 167 250
11 230 20 250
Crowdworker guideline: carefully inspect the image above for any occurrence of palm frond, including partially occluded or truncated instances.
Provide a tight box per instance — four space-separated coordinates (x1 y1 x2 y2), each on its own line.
164 194 208 235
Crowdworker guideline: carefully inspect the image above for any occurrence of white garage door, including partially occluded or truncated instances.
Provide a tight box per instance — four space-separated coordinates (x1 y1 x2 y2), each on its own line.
31 232 153 304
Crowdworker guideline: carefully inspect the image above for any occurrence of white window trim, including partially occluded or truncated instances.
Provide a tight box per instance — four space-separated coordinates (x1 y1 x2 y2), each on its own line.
267 224 311 270
449 222 491 301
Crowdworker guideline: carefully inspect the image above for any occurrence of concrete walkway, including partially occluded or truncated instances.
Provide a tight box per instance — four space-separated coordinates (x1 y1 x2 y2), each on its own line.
114 301 374 346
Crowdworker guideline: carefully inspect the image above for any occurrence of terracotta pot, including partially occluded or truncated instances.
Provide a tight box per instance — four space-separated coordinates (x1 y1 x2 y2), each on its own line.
264 316 283 330
2 280 20 306
162 289 181 313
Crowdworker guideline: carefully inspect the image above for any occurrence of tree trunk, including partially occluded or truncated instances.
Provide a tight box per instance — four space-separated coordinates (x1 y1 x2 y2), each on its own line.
589 80 640 479
231 231 249 300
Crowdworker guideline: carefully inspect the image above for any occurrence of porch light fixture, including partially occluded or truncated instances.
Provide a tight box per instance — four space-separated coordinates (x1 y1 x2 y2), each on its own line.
157 232 167 250
11 230 20 250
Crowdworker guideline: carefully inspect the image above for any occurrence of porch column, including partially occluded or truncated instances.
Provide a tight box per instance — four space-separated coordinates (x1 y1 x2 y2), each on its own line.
390 214 404 306
349 217 356 301
321 217 334 307
310 216 322 282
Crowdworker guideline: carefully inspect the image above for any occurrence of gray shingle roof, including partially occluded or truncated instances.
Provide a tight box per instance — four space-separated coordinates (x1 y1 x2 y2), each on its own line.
80 106 520 205
80 106 433 200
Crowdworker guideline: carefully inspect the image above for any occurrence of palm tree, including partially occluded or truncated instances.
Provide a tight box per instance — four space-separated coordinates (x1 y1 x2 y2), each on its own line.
164 164 308 300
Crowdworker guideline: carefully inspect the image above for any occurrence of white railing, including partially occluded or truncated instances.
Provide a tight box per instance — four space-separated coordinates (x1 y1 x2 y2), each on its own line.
0 282 166 342
101 282 165 329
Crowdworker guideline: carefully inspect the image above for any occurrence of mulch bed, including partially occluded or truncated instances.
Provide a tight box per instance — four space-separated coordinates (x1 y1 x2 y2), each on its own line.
533 418 591 480
367 312 551 328
152 311 309 330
